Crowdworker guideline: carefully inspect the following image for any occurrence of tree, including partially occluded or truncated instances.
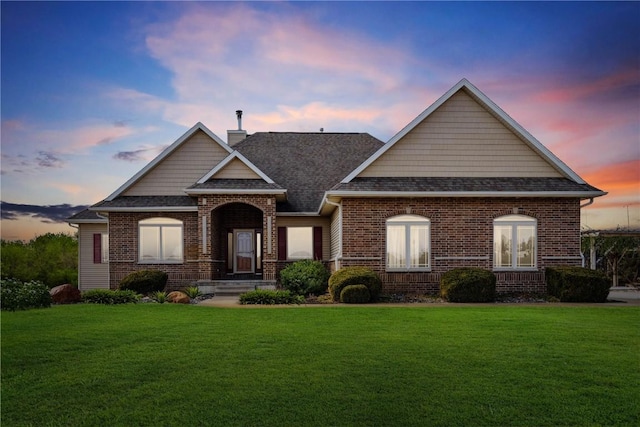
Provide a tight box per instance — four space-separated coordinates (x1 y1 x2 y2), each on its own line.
1 233 78 287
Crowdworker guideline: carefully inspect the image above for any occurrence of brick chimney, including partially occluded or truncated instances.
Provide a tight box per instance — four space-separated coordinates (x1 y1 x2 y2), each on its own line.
227 110 247 146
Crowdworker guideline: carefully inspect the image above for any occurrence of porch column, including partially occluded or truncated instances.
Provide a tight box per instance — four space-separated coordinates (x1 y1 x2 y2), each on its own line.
262 197 278 281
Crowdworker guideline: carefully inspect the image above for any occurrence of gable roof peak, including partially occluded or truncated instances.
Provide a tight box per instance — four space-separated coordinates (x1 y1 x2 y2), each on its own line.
341 78 586 184
105 122 230 201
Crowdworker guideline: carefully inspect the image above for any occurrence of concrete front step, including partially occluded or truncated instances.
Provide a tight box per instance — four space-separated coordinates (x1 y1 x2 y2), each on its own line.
194 280 276 296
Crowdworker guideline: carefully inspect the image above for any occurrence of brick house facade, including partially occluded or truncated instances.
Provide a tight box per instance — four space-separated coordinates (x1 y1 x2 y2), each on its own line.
338 197 581 294
68 79 604 293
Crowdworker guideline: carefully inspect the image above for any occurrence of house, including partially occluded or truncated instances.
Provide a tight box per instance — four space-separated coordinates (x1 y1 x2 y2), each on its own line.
67 79 606 293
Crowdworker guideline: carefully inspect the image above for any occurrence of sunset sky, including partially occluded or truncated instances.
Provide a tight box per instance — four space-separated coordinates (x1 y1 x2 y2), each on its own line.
1 1 639 241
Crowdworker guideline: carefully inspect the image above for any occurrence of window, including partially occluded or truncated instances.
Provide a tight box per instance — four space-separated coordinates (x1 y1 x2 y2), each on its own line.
493 215 536 270
386 215 430 270
139 217 183 263
93 233 108 264
277 227 322 261
287 227 313 259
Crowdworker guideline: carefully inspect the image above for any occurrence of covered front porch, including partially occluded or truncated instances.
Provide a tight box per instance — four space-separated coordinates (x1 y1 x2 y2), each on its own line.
198 196 278 282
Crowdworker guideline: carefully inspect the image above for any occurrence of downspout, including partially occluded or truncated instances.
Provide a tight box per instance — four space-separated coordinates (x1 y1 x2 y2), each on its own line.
324 199 342 271
580 198 595 268
580 198 594 208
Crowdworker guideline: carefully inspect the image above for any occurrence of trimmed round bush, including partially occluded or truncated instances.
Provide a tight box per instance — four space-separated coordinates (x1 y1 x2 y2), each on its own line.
440 268 496 303
0 278 52 311
280 259 330 296
240 289 305 305
546 266 610 302
118 270 168 295
340 284 370 304
328 267 382 302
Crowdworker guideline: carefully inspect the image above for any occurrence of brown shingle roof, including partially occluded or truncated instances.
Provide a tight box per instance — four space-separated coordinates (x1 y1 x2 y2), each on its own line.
67 208 107 223
234 132 384 212
331 177 604 194
187 179 284 191
92 196 197 210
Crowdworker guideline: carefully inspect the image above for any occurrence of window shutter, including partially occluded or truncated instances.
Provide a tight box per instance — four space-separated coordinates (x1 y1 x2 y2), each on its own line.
93 234 102 264
277 227 287 261
313 226 323 260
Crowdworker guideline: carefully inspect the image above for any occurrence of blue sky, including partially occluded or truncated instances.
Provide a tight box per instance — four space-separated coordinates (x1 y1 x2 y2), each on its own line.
1 1 639 241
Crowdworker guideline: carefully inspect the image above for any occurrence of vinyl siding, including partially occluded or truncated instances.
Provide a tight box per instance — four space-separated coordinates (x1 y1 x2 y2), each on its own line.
78 223 109 290
276 216 331 260
330 207 341 259
124 130 231 196
214 158 261 179
360 90 563 178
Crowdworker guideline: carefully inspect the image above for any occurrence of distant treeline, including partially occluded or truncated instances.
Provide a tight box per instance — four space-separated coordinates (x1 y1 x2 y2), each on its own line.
1 233 78 288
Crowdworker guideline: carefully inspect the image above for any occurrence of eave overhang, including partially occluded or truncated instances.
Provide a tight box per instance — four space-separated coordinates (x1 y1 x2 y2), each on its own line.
184 188 287 196
66 218 108 224
325 190 607 199
89 206 198 213
319 189 607 215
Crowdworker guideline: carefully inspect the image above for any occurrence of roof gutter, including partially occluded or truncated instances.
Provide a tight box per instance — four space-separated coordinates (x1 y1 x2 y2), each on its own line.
88 206 198 213
184 189 287 196
326 190 607 198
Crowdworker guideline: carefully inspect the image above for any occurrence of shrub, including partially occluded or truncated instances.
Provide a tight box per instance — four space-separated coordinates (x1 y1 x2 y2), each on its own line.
0 278 52 311
340 284 371 304
118 270 168 295
153 291 167 304
280 259 330 296
328 267 382 302
440 268 496 303
82 289 139 305
546 266 610 302
239 289 304 305
182 286 202 299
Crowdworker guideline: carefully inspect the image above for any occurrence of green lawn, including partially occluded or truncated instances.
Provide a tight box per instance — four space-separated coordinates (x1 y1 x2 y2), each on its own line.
2 304 639 426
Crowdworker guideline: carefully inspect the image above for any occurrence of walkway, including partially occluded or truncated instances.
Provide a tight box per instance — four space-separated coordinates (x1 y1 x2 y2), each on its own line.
198 287 640 307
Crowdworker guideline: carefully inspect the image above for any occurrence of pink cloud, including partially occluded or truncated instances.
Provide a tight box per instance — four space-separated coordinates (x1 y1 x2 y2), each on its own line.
37 123 137 152
533 70 638 104
137 3 418 137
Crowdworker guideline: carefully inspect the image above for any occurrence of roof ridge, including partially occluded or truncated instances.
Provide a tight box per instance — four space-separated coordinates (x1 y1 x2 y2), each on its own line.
264 131 367 135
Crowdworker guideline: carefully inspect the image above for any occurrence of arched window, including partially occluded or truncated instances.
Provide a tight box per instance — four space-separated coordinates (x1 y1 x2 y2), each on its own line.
139 217 183 263
493 215 536 270
386 214 430 270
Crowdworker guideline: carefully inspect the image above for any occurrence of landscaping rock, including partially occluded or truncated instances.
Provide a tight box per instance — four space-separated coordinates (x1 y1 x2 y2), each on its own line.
50 284 82 304
167 291 190 304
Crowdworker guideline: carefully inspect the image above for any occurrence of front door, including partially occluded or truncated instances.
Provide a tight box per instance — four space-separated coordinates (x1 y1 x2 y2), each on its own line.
234 230 254 273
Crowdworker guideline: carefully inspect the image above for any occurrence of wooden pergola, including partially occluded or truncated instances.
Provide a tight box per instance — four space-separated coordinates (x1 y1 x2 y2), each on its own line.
581 228 640 270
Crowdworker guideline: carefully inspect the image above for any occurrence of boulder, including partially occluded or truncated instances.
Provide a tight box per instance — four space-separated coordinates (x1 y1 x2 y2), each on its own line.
50 284 82 304
167 291 190 304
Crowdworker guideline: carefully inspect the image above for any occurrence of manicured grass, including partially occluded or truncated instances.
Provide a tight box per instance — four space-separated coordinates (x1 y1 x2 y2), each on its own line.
2 304 639 426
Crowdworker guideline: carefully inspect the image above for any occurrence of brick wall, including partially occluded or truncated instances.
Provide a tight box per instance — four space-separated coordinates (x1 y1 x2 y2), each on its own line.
108 211 201 290
108 195 280 289
339 197 581 293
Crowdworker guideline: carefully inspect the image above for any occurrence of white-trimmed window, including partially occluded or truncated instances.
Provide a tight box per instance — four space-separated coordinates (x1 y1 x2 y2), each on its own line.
139 217 183 263
493 215 536 270
386 214 430 270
